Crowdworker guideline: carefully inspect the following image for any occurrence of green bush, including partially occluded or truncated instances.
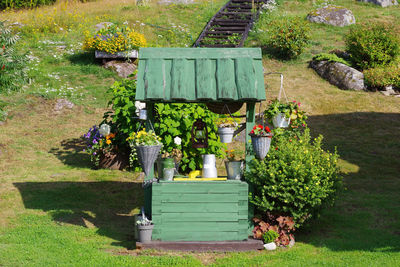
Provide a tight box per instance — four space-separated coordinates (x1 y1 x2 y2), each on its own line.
0 100 8 122
312 53 351 66
245 129 342 227
364 63 400 89
345 24 400 70
155 103 225 172
0 21 28 92
0 0 56 9
256 16 311 59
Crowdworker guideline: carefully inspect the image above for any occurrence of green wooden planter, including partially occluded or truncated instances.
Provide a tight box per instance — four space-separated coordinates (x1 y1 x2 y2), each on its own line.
151 180 249 241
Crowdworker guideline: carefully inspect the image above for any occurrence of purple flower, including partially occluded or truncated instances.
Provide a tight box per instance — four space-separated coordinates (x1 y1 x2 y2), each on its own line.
93 152 97 155
93 140 98 144
83 149 85 152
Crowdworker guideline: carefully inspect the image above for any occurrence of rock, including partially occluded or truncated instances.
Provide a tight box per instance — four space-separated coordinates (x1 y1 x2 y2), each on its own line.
94 22 113 32
307 5 356 27
380 85 397 96
357 0 398 7
310 60 365 91
54 99 74 114
103 60 137 78
158 0 196 5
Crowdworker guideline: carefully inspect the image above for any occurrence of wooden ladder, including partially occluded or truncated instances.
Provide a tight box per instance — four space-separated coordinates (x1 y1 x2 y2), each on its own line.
194 0 268 48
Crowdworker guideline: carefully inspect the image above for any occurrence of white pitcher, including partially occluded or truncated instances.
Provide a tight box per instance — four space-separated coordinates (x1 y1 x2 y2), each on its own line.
202 154 218 178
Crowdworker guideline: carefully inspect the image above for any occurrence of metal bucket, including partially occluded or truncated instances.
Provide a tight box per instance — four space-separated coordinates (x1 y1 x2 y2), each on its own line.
218 127 235 143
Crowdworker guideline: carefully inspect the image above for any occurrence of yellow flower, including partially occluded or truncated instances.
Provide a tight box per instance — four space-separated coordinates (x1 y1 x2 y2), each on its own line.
106 140 111 145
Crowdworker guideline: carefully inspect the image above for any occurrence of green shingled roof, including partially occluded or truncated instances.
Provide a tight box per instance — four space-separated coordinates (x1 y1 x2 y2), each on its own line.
136 48 266 103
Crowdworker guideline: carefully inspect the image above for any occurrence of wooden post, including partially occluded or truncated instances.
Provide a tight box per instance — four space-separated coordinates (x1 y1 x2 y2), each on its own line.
144 102 155 218
245 102 256 236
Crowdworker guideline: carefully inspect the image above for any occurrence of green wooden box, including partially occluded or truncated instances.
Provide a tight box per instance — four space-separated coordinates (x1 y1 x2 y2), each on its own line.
151 180 249 241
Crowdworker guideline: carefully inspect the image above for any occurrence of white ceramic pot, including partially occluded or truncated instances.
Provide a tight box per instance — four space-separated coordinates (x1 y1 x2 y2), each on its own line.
272 113 290 128
263 242 277 250
202 154 218 178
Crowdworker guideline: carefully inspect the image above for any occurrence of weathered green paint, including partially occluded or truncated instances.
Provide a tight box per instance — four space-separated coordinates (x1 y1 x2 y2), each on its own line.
151 180 249 241
136 48 266 102
245 102 256 236
144 103 155 218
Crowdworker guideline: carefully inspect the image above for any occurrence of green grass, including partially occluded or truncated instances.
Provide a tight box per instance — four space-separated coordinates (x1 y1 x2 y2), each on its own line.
1 0 400 266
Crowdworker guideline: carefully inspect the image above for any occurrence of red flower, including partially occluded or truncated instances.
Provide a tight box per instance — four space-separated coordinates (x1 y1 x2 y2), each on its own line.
1 65 4 70
250 130 254 134
275 147 278 150
258 125 263 129
264 126 271 133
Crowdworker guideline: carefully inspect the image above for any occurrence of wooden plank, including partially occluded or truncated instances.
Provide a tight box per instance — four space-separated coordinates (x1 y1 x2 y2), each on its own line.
140 48 262 59
210 26 247 31
158 231 242 241
144 58 164 100
161 212 240 222
235 57 256 100
153 193 244 203
170 59 195 100
217 58 238 100
159 222 243 231
195 59 216 100
154 183 242 194
153 202 239 213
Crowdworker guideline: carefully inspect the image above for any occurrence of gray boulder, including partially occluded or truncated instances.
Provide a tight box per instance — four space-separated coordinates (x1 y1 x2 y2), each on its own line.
310 60 365 91
307 5 356 27
103 60 137 78
357 0 398 7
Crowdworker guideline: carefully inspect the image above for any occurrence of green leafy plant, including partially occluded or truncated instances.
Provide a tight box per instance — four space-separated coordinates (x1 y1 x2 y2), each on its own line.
245 129 342 227
255 16 311 59
249 124 272 137
264 99 307 129
154 103 225 172
313 53 351 66
215 116 240 128
345 23 400 70
364 63 400 89
0 0 56 9
0 100 8 122
0 21 28 92
253 214 295 247
263 229 279 244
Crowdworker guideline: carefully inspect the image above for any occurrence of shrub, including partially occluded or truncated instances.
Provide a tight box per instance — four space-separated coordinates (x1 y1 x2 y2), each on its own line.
312 53 351 66
263 229 279 244
345 24 400 70
245 129 342 227
154 103 226 172
0 0 56 9
253 215 295 247
256 16 311 59
363 63 400 89
0 21 28 92
83 24 147 54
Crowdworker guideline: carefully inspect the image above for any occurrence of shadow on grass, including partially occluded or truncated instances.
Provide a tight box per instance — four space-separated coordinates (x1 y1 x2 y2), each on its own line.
49 138 92 169
13 181 143 249
297 112 400 252
67 51 100 66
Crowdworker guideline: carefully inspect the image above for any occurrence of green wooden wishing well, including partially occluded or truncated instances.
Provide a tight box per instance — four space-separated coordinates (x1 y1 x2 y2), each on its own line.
135 47 266 241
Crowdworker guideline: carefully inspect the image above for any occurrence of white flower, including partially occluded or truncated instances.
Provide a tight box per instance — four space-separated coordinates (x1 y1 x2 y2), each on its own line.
174 136 182 146
99 124 111 136
135 101 146 115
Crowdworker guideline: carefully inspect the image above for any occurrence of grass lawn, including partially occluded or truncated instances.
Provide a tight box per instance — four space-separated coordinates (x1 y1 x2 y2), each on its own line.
0 0 399 266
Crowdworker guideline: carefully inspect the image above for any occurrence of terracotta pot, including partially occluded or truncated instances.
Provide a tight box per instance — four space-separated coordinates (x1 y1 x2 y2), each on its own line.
98 151 129 170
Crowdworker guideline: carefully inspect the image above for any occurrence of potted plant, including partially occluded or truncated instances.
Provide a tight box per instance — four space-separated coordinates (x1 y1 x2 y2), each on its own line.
225 149 244 180
263 230 279 250
157 136 182 180
136 217 154 244
249 125 273 160
127 129 162 176
216 117 239 143
82 24 147 59
265 99 307 129
83 124 129 170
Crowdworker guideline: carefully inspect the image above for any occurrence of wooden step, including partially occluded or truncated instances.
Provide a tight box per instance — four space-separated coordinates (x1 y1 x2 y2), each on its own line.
209 26 247 31
213 19 251 23
200 44 238 48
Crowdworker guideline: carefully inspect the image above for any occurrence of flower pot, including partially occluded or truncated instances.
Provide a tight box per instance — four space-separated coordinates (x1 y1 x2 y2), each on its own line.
225 161 244 180
218 127 235 143
263 242 277 250
135 145 162 176
138 109 147 120
98 151 129 170
137 224 154 243
272 113 291 128
251 135 272 160
163 168 175 181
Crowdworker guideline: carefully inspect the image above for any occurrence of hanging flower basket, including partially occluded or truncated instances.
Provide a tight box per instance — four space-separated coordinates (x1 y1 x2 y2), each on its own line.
135 145 162 176
272 113 291 128
218 127 235 143
251 135 273 160
249 125 273 160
